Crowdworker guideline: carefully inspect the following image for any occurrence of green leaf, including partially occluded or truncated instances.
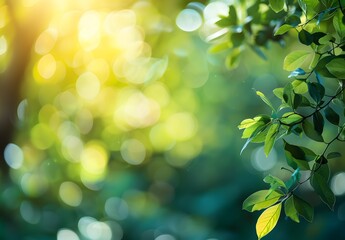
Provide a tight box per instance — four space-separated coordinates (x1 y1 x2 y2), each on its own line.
325 106 340 125
283 50 311 71
298 29 313 45
256 203 282 240
310 163 335 210
327 152 341 159
241 123 269 154
242 115 271 138
238 118 257 129
208 42 229 54
302 119 324 142
264 123 279 156
291 80 308 94
264 175 287 191
293 195 314 222
215 18 232 27
283 83 294 107
284 195 300 223
230 32 245 48
308 82 325 104
326 58 345 79
275 24 293 36
312 32 327 45
228 5 238 25
256 91 276 112
273 88 284 100
243 190 283 212
284 140 316 170
269 0 285 13
280 113 303 125
333 10 345 39
313 111 324 135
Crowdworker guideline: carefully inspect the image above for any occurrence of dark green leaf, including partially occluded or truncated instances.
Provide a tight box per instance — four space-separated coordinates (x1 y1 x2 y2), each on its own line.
313 111 324 135
286 14 301 27
215 18 232 27
315 56 337 78
302 119 324 142
230 32 245 48
308 82 325 104
327 152 341 159
298 29 313 45
312 32 327 45
284 140 316 170
264 174 287 191
293 195 314 222
325 106 340 125
284 195 300 222
310 163 335 210
228 5 238 25
285 168 301 189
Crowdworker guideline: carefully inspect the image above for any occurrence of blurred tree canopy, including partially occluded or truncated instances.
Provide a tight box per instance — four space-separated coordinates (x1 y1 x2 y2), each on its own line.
1 0 345 240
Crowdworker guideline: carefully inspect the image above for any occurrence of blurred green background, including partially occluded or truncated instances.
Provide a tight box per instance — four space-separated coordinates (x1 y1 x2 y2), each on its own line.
1 0 345 239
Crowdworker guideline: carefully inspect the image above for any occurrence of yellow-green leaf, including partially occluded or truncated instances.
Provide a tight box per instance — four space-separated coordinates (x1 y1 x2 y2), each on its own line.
283 50 311 71
256 203 282 240
264 123 279 156
238 118 257 129
292 80 308 94
243 190 282 212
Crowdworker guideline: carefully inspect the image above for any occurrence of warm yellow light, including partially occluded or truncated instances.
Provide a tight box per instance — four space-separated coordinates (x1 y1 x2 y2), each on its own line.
81 142 108 174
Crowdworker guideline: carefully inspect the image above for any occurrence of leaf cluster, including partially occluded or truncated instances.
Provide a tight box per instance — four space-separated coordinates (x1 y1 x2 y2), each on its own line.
210 0 345 239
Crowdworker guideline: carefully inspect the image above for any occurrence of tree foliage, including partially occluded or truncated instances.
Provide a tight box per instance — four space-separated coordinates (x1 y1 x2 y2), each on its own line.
210 0 345 238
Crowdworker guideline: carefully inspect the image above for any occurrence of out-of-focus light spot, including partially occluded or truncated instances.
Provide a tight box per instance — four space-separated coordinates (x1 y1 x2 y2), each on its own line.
204 1 229 23
38 104 58 125
155 234 176 240
106 221 123 240
114 89 160 129
86 59 109 83
30 123 55 150
104 10 136 35
120 139 146 165
78 217 112 240
149 124 175 151
0 36 7 55
37 54 57 79
165 139 202 167
78 11 101 51
166 112 197 141
35 28 58 55
81 142 108 174
17 99 28 121
58 121 79 140
56 91 79 115
331 172 345 196
4 143 24 169
62 136 83 162
21 173 48 197
251 146 277 171
59 181 83 207
75 109 93 134
20 201 40 224
176 9 202 32
80 170 105 191
76 72 101 100
104 197 129 220
144 82 170 107
57 229 80 240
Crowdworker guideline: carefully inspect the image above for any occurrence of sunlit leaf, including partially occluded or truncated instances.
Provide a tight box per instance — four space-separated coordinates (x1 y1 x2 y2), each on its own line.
333 10 345 38
264 123 279 156
243 190 283 212
264 175 287 191
256 91 275 112
256 203 282 240
283 50 311 71
275 24 293 36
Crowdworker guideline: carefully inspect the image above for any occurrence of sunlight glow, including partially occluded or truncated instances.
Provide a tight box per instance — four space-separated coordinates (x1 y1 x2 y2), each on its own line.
0 35 7 55
76 72 101 100
331 172 345 196
57 229 80 240
78 11 101 51
120 139 146 165
35 28 58 55
37 54 57 79
4 143 24 169
104 197 129 220
81 142 108 174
